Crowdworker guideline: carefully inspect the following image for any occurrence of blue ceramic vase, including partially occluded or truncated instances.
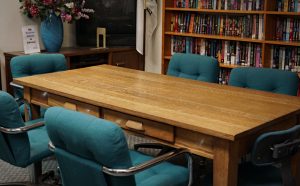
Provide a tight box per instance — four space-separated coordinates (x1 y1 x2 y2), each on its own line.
40 13 63 52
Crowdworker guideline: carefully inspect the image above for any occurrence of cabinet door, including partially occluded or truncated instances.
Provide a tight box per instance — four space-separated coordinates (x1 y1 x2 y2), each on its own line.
111 50 143 70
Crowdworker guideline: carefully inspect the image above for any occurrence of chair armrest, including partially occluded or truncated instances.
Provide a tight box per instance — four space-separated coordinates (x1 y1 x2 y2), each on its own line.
0 121 44 134
103 148 193 186
49 141 55 152
134 143 177 156
10 82 24 89
48 142 193 186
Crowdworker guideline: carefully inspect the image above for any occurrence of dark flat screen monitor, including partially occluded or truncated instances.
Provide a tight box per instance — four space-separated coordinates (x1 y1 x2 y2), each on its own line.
76 0 136 47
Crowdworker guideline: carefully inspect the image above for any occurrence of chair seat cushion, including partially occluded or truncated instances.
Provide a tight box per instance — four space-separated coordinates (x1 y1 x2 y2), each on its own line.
130 150 189 186
25 119 52 164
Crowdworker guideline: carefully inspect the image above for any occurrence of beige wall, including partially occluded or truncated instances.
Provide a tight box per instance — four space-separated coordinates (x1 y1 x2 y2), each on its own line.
0 0 162 90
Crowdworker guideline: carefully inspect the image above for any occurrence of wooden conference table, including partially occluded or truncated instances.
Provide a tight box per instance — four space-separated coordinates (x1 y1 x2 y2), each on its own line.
15 65 300 186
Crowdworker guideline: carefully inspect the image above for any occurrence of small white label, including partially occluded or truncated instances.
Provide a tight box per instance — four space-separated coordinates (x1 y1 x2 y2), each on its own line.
22 25 40 54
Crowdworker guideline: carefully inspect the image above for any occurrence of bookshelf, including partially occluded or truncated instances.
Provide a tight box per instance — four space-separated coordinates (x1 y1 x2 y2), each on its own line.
162 0 300 84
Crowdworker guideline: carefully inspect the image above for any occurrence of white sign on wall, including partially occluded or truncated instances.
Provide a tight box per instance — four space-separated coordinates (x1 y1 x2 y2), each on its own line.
22 25 40 54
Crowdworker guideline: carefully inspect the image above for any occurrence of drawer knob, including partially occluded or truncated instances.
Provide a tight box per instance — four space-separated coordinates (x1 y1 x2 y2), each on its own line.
115 62 125 67
125 120 144 131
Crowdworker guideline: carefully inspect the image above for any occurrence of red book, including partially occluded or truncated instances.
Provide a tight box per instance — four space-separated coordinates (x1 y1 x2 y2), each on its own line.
186 0 189 8
175 15 178 32
189 14 195 33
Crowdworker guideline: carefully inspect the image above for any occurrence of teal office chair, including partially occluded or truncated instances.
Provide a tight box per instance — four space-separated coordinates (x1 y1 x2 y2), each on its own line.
228 67 299 96
45 107 193 186
10 54 67 119
0 91 53 185
203 125 300 186
167 53 219 83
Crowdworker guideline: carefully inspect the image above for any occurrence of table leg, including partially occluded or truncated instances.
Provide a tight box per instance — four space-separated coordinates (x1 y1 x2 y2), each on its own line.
29 104 41 120
213 139 239 186
24 87 41 120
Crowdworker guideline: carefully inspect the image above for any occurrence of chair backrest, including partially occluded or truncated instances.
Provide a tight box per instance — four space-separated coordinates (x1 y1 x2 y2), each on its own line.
251 125 300 166
45 107 136 186
228 67 299 96
10 54 67 98
167 53 219 83
0 91 30 167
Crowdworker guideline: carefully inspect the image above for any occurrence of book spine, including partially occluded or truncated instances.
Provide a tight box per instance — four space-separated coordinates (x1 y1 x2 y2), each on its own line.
189 14 195 33
284 0 289 11
224 41 229 64
252 15 256 39
236 41 240 65
171 36 174 55
248 0 252 10
290 18 294 41
286 18 290 41
270 45 274 68
258 14 263 39
278 0 282 11
256 0 259 10
255 45 261 67
200 39 206 55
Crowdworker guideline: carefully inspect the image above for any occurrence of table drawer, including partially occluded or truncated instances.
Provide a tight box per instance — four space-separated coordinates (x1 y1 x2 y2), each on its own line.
27 89 48 107
48 94 100 117
103 109 174 143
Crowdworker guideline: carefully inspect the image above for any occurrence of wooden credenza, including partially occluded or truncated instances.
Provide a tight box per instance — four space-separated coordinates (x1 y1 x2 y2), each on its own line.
4 47 144 95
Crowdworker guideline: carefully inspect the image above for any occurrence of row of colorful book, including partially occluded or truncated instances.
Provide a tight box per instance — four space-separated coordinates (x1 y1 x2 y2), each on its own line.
277 0 300 12
174 0 264 10
171 36 263 67
171 13 264 39
275 17 300 41
271 46 300 72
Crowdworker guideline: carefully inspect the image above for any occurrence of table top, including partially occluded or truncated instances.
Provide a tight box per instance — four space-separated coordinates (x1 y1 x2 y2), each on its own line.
15 65 300 141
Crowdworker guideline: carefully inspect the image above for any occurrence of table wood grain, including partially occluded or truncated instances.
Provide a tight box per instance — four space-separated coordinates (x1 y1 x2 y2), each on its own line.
15 65 300 141
14 65 300 186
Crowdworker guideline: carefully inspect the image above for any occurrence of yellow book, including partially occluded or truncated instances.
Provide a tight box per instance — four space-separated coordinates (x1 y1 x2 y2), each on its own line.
284 0 289 11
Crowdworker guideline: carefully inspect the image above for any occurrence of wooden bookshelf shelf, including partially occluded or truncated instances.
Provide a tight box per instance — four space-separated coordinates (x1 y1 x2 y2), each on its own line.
162 0 300 82
165 56 245 69
219 63 243 69
266 11 300 16
165 8 265 14
165 32 264 43
265 40 300 47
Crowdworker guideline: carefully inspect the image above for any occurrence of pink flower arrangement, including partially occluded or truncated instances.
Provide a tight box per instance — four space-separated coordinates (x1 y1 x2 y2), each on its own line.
19 0 94 23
